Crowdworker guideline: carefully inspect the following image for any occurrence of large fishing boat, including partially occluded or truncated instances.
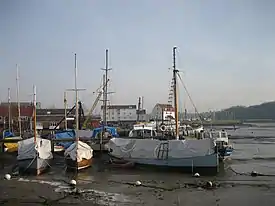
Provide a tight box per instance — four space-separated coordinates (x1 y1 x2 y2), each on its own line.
106 47 219 174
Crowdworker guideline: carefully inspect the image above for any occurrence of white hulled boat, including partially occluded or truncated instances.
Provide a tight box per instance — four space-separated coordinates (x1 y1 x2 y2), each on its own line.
17 86 53 175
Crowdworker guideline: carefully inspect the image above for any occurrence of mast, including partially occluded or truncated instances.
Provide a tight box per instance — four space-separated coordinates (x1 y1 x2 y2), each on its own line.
8 88 11 131
64 91 67 130
16 64 22 137
137 97 141 122
74 53 79 141
101 49 111 128
172 47 179 140
33 85 37 144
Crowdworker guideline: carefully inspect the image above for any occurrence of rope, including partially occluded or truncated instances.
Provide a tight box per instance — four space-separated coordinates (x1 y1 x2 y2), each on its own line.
227 166 275 177
177 73 203 123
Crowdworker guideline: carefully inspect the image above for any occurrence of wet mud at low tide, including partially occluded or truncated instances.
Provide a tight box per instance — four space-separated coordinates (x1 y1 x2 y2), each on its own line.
2 125 275 205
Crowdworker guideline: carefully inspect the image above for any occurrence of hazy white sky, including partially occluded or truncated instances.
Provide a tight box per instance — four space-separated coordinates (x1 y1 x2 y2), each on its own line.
1 0 275 113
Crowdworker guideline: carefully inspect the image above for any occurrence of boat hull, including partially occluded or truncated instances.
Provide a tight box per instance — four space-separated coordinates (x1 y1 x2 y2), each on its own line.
17 157 51 175
65 157 92 171
53 145 65 155
109 153 219 174
4 143 19 153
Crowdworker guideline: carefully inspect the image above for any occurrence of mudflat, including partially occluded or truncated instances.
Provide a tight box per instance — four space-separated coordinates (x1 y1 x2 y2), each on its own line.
1 177 275 206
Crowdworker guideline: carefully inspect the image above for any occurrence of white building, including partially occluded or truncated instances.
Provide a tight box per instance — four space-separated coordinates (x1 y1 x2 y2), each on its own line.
150 103 175 121
101 105 137 122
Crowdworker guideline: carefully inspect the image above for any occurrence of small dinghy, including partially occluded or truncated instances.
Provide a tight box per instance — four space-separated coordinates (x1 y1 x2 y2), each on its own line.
17 137 53 175
64 140 93 171
17 85 53 175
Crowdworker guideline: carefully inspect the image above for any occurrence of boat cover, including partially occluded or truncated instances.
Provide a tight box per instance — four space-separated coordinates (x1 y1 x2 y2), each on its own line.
55 130 93 149
54 130 75 149
17 137 53 160
92 126 118 138
106 138 215 159
64 141 93 162
3 131 15 138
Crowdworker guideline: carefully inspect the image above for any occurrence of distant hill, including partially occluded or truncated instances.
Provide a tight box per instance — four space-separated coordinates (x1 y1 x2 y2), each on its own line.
211 101 275 121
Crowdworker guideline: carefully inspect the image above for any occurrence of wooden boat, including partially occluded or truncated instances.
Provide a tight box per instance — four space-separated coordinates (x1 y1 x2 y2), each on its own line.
53 145 65 155
17 85 53 175
64 54 93 172
65 155 92 170
64 140 93 171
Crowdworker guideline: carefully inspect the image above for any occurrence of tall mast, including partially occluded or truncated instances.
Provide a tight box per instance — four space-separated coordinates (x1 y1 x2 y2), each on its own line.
8 88 11 131
74 53 79 140
16 64 22 137
64 91 67 130
33 85 37 143
101 49 111 127
172 47 179 140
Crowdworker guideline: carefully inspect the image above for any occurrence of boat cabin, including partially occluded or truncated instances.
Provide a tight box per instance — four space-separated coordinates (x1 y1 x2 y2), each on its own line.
204 130 229 144
129 126 157 138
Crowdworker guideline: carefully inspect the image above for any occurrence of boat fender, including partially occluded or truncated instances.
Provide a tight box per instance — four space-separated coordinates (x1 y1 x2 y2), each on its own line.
4 174 11 180
70 179 77 186
135 180 142 186
193 173 200 177
160 125 166 132
206 181 213 188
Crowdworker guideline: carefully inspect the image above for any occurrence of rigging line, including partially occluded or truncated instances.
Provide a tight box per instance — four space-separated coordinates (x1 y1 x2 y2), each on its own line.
177 73 203 122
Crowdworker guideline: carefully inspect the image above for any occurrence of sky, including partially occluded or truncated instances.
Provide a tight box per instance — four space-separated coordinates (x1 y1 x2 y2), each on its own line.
1 0 275 113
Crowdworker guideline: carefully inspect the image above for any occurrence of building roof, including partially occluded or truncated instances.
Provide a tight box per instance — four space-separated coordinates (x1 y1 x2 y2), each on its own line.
101 105 137 109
